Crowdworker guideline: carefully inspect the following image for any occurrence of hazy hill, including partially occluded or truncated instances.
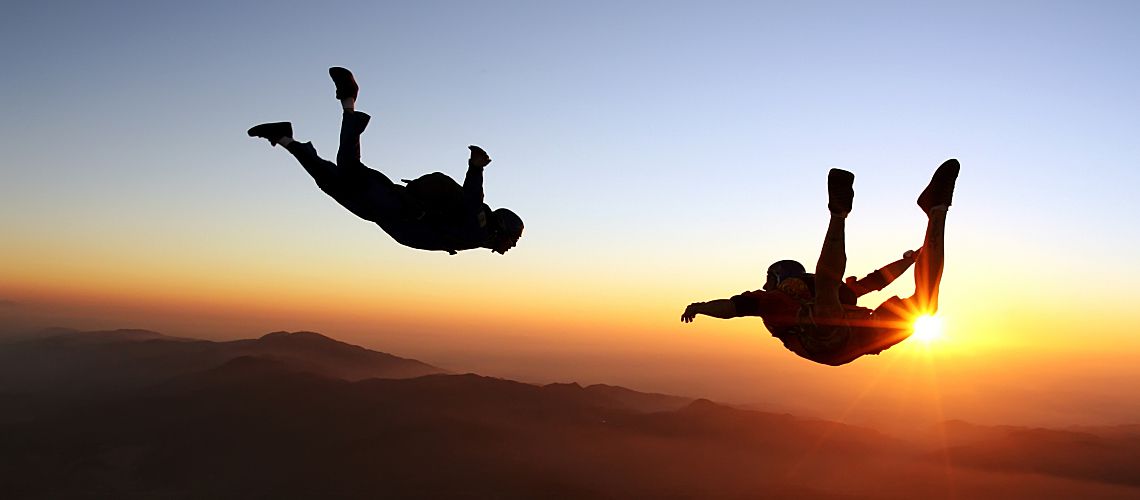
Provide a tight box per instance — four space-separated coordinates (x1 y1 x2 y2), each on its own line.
932 420 1140 487
0 328 444 396
0 356 874 499
1 329 1138 499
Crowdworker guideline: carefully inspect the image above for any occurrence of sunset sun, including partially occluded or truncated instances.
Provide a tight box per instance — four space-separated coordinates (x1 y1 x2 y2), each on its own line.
912 315 943 343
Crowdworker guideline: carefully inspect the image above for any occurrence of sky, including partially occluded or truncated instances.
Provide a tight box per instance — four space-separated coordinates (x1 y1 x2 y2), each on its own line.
2 1 1139 431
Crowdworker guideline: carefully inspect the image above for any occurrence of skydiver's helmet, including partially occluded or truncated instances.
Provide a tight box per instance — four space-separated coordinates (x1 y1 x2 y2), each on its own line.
490 208 524 254
763 259 806 292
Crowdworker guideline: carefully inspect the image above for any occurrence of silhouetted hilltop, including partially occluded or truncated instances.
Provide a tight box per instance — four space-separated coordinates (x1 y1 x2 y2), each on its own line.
232 330 445 380
0 328 444 396
261 330 328 341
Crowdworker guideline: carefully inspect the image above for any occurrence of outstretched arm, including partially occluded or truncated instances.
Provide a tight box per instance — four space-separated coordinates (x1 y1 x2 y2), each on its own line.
681 299 739 323
846 249 919 297
463 145 490 206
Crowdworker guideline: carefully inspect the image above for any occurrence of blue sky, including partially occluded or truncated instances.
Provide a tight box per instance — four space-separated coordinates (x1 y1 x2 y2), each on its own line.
3 1 1140 425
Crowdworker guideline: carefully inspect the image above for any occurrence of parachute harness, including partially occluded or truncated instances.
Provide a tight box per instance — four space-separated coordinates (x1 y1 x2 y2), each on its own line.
775 277 849 360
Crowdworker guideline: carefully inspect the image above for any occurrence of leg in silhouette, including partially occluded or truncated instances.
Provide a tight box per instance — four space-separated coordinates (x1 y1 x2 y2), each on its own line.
908 158 958 314
248 121 338 187
814 168 855 320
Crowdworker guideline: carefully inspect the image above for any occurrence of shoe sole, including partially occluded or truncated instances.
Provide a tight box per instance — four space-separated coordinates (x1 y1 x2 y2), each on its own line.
918 159 960 212
828 168 855 214
247 122 293 142
329 67 359 100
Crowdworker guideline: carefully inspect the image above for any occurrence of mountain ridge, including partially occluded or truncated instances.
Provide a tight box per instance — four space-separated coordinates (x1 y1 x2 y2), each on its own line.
0 328 445 396
1 327 1138 499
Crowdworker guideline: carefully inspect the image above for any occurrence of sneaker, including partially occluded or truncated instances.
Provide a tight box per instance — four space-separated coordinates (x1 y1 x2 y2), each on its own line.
917 159 960 214
468 145 491 168
827 168 855 215
329 67 359 100
247 122 293 145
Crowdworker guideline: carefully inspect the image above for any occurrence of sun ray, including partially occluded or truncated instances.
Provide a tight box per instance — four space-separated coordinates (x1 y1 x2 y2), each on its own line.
787 308 955 484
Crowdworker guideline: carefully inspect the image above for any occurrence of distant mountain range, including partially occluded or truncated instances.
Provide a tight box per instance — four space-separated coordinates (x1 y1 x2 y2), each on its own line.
0 328 444 396
0 328 1137 499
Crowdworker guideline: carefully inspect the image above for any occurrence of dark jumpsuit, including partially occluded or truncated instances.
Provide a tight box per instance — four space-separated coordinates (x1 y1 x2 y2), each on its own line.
284 111 494 254
731 272 912 366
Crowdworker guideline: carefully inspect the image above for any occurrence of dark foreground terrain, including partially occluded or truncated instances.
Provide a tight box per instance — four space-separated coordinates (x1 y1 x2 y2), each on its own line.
1 329 1138 499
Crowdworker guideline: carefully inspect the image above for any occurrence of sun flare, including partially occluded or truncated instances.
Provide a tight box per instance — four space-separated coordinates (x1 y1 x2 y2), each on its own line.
912 314 943 343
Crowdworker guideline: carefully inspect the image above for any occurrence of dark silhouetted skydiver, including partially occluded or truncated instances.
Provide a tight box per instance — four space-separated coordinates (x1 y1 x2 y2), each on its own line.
681 160 959 366
248 67 523 255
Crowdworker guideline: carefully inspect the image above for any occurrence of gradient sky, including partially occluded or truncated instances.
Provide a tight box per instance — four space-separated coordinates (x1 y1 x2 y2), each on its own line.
3 1 1139 430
